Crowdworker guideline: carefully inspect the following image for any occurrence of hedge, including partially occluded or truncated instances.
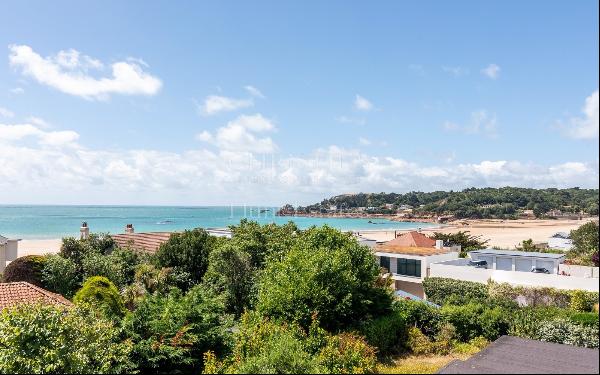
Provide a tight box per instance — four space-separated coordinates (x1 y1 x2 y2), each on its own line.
1 255 47 287
422 277 488 305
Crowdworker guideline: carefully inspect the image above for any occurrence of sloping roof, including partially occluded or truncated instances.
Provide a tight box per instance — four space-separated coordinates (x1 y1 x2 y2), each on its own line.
387 231 437 247
470 249 565 259
375 231 444 256
437 336 599 374
0 282 73 310
375 246 450 256
112 232 173 254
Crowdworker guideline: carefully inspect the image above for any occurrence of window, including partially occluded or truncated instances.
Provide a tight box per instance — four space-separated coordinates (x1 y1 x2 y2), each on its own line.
396 258 421 277
380 256 390 272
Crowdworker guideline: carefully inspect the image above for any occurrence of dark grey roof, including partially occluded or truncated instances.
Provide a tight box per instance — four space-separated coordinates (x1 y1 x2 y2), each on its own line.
470 249 565 259
438 336 599 374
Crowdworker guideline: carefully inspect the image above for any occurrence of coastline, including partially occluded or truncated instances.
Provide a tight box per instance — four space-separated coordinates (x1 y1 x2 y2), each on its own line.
14 217 595 257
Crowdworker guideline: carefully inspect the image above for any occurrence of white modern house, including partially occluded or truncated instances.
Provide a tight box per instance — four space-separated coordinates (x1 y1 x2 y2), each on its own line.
429 249 598 292
0 235 21 274
548 232 574 251
375 231 459 297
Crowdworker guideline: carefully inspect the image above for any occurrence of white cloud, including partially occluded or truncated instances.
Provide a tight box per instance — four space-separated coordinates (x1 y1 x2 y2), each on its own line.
197 114 277 153
358 137 372 146
245 85 265 98
481 63 500 79
563 90 599 140
408 64 426 76
442 66 469 77
8 44 162 100
0 118 597 205
26 116 51 129
10 87 24 95
443 110 498 138
355 95 373 111
0 107 14 118
200 95 253 115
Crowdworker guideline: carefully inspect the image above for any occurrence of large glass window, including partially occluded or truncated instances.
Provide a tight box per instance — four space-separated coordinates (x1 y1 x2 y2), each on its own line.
396 258 421 277
379 256 390 272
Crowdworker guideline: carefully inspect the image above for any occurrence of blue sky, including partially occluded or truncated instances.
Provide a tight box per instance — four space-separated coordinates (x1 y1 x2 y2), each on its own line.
0 1 598 205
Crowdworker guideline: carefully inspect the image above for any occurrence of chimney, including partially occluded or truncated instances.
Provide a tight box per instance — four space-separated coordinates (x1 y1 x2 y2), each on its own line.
125 223 135 234
435 240 444 249
80 222 89 240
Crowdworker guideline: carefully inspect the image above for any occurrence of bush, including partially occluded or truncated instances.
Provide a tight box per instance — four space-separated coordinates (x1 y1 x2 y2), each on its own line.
570 290 595 312
81 248 142 288
406 327 434 355
439 303 509 342
155 229 218 290
529 319 599 348
1 255 47 287
123 285 232 374
256 226 392 331
422 278 488 305
42 254 80 298
569 312 600 327
73 276 126 318
0 304 134 374
60 233 115 268
317 332 378 374
393 299 441 338
359 311 407 356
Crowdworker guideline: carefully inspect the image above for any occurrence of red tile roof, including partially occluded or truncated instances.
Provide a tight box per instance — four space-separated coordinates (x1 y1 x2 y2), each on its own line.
0 282 73 310
387 231 436 247
111 232 173 254
375 231 447 256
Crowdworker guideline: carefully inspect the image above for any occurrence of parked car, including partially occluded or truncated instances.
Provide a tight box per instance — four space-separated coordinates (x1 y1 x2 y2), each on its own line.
531 267 550 274
468 260 488 268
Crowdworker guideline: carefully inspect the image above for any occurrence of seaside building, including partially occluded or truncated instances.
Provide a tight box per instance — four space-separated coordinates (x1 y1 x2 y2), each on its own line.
429 249 599 292
374 231 459 298
0 234 20 274
0 281 73 310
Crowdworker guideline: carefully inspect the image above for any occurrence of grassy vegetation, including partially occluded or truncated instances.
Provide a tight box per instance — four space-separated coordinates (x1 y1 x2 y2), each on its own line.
377 353 473 374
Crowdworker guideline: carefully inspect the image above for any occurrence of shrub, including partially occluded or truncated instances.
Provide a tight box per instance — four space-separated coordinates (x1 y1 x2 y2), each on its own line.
530 318 599 348
1 255 47 287
0 304 134 374
256 226 392 331
452 337 489 355
122 285 232 374
317 332 378 374
73 276 126 318
571 290 594 312
406 327 434 355
393 298 441 338
155 229 218 290
569 312 600 327
432 323 457 355
422 277 488 305
359 311 407 356
488 281 597 309
81 248 142 288
60 233 115 268
439 303 509 342
42 254 80 298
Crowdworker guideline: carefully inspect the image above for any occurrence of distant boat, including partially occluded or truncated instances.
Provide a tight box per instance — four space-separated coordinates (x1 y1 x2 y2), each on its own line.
156 220 174 225
260 209 270 213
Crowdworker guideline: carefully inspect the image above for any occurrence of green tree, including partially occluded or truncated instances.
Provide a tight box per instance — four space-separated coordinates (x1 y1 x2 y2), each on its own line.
429 231 489 257
122 285 232 374
0 304 134 374
154 229 219 289
74 276 126 318
568 222 599 265
204 243 255 317
42 254 80 298
256 226 392 331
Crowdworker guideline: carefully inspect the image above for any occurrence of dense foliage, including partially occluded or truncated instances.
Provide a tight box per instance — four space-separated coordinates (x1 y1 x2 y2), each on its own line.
256 226 392 331
294 187 599 218
1 254 47 286
2 222 598 373
567 221 599 266
0 304 134 374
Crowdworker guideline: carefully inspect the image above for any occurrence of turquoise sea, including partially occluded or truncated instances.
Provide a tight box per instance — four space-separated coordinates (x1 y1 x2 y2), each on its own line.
0 205 439 239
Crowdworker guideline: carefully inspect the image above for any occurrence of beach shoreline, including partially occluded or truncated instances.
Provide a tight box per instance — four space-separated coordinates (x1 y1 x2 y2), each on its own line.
14 217 596 257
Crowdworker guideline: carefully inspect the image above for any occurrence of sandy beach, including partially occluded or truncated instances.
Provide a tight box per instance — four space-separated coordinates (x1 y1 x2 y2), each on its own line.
14 218 596 257
356 218 596 249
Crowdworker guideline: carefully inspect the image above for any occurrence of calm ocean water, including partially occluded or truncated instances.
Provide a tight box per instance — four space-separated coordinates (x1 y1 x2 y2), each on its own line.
0 205 438 239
